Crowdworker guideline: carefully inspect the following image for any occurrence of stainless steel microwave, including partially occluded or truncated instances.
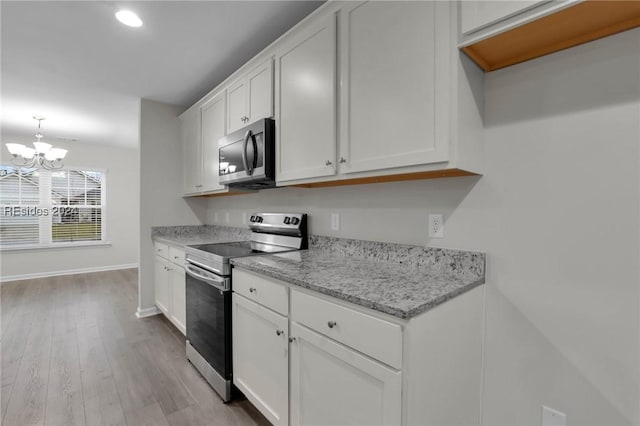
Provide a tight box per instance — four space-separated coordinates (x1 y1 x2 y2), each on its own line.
218 118 275 189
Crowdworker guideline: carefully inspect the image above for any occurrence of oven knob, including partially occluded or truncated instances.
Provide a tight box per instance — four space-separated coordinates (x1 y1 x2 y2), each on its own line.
250 215 256 222
283 216 291 225
290 217 300 225
257 216 263 223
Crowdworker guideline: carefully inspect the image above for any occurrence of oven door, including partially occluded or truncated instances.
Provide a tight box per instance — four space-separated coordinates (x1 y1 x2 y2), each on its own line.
185 262 231 380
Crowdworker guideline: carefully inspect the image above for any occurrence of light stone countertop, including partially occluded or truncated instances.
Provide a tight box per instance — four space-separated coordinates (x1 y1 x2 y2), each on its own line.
151 225 251 249
152 226 486 319
231 245 485 320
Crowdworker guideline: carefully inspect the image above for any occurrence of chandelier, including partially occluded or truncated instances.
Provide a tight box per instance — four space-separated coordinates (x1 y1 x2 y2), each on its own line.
5 116 68 170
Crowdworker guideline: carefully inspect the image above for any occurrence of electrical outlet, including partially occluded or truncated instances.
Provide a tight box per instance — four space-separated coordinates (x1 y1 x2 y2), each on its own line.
213 212 219 222
542 406 566 426
331 213 340 231
428 214 444 238
225 212 230 224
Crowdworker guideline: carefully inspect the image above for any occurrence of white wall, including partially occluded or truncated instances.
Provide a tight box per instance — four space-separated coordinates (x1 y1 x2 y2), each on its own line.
138 99 207 315
1 141 140 280
208 29 640 425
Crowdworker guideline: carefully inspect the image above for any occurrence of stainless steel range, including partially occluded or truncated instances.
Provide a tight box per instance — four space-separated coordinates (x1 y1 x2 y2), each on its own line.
184 213 307 402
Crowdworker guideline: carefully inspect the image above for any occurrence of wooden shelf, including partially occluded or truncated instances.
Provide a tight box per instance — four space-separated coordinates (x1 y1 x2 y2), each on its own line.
461 0 640 72
292 169 479 189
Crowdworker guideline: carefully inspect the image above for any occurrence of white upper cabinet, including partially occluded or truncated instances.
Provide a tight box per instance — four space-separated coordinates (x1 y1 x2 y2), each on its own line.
275 11 337 183
200 92 227 193
182 1 484 190
274 1 483 186
227 58 274 134
181 108 201 194
460 0 549 36
181 90 229 196
339 1 447 175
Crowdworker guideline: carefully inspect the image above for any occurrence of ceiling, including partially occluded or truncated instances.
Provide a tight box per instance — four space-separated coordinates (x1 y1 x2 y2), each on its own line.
1 1 323 149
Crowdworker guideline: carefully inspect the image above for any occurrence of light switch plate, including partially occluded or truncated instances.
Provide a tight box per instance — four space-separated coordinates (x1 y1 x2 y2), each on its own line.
331 213 340 231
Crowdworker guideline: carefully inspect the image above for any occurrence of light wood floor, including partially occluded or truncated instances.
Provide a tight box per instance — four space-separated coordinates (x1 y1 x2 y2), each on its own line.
1 269 270 426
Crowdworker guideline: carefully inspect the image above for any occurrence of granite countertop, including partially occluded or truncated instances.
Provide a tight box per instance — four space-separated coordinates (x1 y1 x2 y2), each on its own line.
151 225 251 248
231 238 485 320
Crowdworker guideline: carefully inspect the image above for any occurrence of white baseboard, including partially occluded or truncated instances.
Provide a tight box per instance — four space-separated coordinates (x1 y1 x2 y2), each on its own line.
136 306 162 318
1 263 139 283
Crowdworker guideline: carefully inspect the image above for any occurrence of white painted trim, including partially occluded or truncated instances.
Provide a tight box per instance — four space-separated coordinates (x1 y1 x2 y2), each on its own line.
0 263 138 283
135 305 162 319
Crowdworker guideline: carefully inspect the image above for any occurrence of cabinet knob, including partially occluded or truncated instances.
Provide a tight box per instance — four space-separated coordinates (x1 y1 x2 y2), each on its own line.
276 330 284 336
288 336 296 343
249 287 256 293
339 157 347 163
325 160 332 166
327 321 337 329
174 256 179 260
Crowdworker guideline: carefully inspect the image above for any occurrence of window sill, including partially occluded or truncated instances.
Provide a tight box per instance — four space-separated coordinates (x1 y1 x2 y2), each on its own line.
0 241 112 253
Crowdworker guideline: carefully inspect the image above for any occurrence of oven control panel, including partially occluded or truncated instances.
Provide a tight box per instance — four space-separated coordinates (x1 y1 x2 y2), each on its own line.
248 212 307 238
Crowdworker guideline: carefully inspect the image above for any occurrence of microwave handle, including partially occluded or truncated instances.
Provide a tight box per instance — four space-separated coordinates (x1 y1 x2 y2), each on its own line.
242 130 253 176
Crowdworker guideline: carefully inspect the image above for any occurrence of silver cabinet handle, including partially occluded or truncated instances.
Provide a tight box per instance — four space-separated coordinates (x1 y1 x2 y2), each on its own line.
249 287 256 293
288 336 296 343
325 160 332 166
339 157 347 163
276 330 284 336
327 321 337 328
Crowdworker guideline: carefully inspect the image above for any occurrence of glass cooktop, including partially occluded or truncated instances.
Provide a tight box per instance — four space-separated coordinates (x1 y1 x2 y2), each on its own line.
188 240 293 259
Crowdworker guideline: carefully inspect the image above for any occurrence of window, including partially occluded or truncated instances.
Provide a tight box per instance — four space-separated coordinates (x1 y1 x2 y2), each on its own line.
0 166 106 249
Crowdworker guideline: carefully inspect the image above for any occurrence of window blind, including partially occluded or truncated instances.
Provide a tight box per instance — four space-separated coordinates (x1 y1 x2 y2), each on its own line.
0 166 106 248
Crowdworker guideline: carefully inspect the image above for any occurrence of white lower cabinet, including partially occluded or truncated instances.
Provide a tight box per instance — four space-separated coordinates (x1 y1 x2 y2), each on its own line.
232 293 289 426
232 268 485 426
153 242 186 335
154 256 171 315
289 321 402 426
169 267 186 333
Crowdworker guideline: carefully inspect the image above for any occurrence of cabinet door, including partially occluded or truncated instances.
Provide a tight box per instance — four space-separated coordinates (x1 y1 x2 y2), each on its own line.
276 13 337 183
227 78 247 134
154 256 170 315
339 1 448 174
460 0 548 36
170 267 186 335
181 108 201 194
290 322 401 426
201 92 227 192
232 294 288 426
247 58 274 123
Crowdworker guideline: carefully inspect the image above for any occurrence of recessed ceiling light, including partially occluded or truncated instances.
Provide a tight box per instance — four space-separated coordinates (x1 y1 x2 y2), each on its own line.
115 10 143 28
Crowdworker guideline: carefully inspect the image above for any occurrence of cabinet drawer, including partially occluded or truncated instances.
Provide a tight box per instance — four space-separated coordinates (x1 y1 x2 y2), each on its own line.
233 268 288 316
291 290 402 369
169 246 185 267
154 242 169 259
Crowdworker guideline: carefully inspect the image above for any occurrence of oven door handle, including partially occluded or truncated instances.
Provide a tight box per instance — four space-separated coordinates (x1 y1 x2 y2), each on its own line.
185 263 228 292
242 129 254 176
